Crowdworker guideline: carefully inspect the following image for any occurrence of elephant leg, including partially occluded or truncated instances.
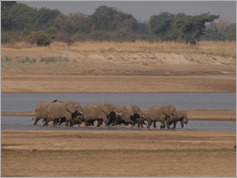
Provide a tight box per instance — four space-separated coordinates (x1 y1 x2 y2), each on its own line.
137 120 142 128
173 121 177 129
58 118 65 126
165 120 170 129
68 119 75 127
43 119 50 126
97 119 103 127
159 120 166 129
85 120 90 127
33 117 41 125
104 119 109 127
147 119 152 129
52 119 58 127
180 120 184 128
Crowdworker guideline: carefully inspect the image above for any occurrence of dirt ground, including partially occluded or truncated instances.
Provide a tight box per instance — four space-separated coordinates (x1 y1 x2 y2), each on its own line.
1 130 236 177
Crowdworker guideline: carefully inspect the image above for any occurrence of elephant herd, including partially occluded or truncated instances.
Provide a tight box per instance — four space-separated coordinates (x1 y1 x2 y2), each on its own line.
33 99 188 129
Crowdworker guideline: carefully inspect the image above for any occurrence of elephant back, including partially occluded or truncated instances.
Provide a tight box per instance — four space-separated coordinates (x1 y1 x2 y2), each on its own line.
83 104 100 117
99 103 115 114
35 101 51 117
147 106 161 119
160 104 177 118
47 102 70 119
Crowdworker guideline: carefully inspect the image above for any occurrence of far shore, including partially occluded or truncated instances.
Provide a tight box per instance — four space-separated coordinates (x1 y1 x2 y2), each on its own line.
2 109 236 121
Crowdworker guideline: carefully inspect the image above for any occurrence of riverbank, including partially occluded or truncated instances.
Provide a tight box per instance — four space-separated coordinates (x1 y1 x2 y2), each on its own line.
1 109 236 121
1 41 236 93
1 75 236 93
2 130 236 177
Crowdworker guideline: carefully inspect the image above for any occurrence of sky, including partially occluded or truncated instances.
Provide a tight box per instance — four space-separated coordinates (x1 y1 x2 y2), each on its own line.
21 1 236 23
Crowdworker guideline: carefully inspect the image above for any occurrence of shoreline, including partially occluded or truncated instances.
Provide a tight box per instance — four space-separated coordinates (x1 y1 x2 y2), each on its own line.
2 109 236 121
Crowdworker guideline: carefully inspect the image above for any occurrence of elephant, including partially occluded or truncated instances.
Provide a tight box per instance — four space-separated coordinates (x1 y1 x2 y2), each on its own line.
44 100 83 126
83 103 117 127
168 110 188 129
56 100 84 126
33 101 51 125
146 104 178 129
113 104 145 127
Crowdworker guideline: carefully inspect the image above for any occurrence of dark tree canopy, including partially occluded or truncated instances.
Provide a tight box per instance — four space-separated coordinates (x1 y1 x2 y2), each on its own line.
148 12 220 44
1 2 235 45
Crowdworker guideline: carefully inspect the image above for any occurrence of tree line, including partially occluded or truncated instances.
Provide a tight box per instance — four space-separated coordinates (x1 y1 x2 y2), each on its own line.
1 1 236 46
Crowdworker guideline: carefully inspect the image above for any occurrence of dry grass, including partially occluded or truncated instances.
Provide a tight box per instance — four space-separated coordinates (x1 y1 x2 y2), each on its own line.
2 40 236 57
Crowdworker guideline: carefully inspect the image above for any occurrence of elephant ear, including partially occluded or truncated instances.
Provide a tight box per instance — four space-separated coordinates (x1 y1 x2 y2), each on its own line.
98 104 109 115
161 107 170 117
65 103 75 113
161 105 177 118
125 105 134 116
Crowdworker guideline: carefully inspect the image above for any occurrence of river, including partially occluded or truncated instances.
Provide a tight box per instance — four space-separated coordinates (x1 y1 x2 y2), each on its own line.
1 93 236 112
1 93 236 131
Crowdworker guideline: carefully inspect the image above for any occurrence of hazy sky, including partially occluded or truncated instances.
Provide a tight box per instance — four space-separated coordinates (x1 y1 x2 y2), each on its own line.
21 1 236 23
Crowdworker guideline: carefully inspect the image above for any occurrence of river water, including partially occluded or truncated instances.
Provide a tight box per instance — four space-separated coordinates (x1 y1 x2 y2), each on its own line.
1 93 236 112
1 93 236 131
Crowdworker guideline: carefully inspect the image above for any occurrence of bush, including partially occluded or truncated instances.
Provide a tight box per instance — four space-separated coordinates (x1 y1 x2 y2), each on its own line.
17 57 37 63
39 56 69 64
4 56 12 62
28 32 51 46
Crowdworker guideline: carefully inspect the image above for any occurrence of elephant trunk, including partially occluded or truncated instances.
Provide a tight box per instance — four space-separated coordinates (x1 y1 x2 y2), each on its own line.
184 117 188 124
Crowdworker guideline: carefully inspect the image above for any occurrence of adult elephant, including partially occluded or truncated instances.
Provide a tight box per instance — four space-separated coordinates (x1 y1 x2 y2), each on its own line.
113 104 145 127
83 103 117 127
44 100 83 126
168 110 188 129
146 104 178 129
56 100 84 126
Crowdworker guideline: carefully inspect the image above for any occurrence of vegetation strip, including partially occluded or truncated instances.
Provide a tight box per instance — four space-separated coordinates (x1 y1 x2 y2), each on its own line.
2 148 234 158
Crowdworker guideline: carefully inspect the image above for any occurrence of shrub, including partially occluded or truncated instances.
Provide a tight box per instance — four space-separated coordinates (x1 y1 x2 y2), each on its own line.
28 31 51 46
39 56 70 64
4 56 12 62
17 57 37 63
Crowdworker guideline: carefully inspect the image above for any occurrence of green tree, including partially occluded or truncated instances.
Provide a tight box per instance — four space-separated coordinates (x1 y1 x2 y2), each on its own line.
38 8 60 30
202 22 236 41
148 12 219 44
148 12 174 37
88 5 138 41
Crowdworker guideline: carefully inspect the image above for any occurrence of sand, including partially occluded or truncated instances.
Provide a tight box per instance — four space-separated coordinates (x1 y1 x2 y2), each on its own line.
2 130 236 177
